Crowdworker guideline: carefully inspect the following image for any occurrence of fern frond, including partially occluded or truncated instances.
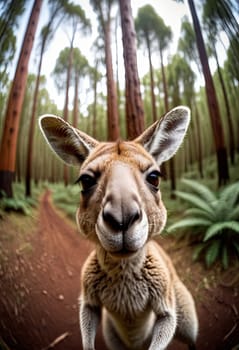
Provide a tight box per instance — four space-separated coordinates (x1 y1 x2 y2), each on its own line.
222 245 229 269
181 178 217 203
192 243 206 261
220 182 239 207
167 218 211 232
174 191 215 217
205 240 220 267
212 200 231 221
185 208 214 221
228 205 239 221
204 221 239 241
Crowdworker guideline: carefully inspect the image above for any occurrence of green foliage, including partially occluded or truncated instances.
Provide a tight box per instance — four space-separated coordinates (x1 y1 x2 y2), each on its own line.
167 179 239 269
0 183 39 216
135 4 160 48
52 183 80 220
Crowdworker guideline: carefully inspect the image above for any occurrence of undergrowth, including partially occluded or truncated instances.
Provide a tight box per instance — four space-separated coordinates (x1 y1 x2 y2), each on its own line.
0 182 42 216
167 179 239 269
51 183 79 220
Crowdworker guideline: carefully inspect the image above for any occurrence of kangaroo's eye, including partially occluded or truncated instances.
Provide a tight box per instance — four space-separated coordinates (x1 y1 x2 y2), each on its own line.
146 171 162 190
76 174 97 193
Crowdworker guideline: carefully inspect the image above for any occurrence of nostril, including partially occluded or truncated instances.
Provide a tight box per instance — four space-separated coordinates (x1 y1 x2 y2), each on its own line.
127 209 140 229
103 206 141 232
103 209 123 231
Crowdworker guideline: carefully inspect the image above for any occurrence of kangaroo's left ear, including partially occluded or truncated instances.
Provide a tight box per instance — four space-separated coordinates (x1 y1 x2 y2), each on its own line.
135 106 190 165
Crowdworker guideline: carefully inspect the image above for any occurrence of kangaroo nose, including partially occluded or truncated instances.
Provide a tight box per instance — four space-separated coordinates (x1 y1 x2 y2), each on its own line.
103 201 141 232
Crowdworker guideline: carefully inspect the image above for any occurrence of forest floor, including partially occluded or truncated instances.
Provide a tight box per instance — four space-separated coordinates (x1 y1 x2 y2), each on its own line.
0 190 239 350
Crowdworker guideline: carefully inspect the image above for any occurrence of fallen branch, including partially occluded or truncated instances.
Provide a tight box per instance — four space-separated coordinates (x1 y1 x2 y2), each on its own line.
41 332 70 350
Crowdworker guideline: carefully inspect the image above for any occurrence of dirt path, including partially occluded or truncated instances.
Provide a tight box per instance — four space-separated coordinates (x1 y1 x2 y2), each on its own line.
0 190 239 350
0 190 104 350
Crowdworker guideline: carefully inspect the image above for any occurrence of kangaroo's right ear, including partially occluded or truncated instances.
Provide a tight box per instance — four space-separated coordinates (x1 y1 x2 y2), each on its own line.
39 115 99 166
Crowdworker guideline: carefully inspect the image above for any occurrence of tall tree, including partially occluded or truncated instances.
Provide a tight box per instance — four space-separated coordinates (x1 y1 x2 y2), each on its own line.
90 0 120 141
135 5 159 122
55 4 90 186
178 16 201 73
155 15 172 112
72 48 88 128
153 15 176 196
203 2 236 165
119 0 145 140
178 0 229 185
53 47 73 186
88 62 102 139
0 0 43 198
0 0 25 92
62 3 90 124
25 0 68 197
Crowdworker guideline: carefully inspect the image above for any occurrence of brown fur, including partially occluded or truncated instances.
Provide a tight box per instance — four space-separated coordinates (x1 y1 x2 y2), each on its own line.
39 107 198 350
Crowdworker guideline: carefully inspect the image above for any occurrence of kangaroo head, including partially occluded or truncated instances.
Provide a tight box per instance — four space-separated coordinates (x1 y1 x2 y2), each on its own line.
39 107 190 258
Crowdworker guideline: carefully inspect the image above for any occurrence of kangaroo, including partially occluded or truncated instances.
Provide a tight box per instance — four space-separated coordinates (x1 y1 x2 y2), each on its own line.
39 106 198 350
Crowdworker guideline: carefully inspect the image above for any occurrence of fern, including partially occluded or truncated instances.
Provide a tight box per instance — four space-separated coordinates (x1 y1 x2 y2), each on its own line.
205 240 220 267
204 221 239 241
167 218 211 232
185 208 213 220
192 243 205 261
181 178 217 203
167 179 239 269
174 191 215 217
222 245 229 270
220 182 239 207
229 206 239 220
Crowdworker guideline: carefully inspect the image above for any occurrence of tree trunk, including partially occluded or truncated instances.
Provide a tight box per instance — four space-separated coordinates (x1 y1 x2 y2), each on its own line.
25 38 46 197
104 19 120 141
160 47 176 196
92 61 98 139
147 37 157 122
0 0 42 198
188 0 229 186
63 40 74 187
214 49 235 165
119 0 145 140
160 48 169 112
72 74 79 128
195 104 203 178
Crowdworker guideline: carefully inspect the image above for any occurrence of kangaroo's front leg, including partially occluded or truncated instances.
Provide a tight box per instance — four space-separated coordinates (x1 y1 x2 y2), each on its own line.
149 310 177 350
79 298 101 350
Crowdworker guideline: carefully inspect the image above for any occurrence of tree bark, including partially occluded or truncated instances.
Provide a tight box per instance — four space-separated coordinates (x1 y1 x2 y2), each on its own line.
188 0 229 186
0 0 42 198
160 48 169 112
63 39 74 187
147 37 157 122
92 61 98 139
195 104 203 178
25 39 45 197
104 19 120 141
119 0 145 140
160 48 175 198
72 74 79 128
214 49 235 165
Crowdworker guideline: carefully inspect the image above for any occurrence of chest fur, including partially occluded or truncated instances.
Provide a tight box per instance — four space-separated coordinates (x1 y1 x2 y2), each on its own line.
100 266 150 318
82 249 170 319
